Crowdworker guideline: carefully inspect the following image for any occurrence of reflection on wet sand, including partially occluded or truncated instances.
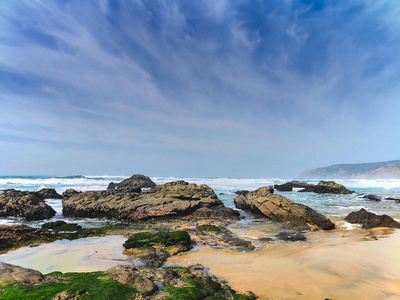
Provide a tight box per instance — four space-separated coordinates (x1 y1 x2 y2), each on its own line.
167 227 400 300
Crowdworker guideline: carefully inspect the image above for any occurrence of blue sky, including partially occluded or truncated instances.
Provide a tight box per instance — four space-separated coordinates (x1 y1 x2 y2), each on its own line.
0 0 399 177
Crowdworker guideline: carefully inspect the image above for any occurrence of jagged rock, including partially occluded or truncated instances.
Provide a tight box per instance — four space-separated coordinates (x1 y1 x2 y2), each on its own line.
0 225 43 250
107 174 156 191
234 190 250 196
63 181 238 221
362 194 381 201
298 181 353 194
0 189 56 221
344 208 400 229
234 186 335 230
195 225 254 250
122 231 191 267
37 188 63 199
62 189 81 199
0 262 45 285
274 181 314 192
275 230 307 241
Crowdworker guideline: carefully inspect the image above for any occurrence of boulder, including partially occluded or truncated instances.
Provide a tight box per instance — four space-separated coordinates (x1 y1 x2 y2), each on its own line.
0 225 43 251
362 194 381 201
275 230 307 241
0 263 45 285
37 188 63 199
298 181 353 194
107 174 156 190
234 190 249 196
0 189 56 221
274 181 314 192
63 181 238 221
62 188 81 199
344 208 400 229
234 186 335 230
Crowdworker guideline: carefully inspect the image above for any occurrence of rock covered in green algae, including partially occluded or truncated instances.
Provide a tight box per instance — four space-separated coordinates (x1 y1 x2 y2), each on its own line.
41 220 82 232
234 186 335 230
0 263 259 300
123 231 192 268
0 189 56 221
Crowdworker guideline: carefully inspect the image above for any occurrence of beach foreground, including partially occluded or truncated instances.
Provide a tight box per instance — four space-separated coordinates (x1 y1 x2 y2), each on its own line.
168 227 400 300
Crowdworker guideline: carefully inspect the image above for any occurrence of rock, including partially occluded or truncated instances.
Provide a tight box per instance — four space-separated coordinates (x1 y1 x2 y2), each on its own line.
63 181 237 222
37 188 63 199
107 265 158 295
191 206 240 220
62 189 81 199
108 174 156 190
41 220 82 232
274 181 314 192
362 194 381 201
0 189 56 221
344 208 400 229
298 181 353 194
0 225 43 251
234 190 250 195
195 225 254 251
234 186 335 230
122 231 192 267
386 197 400 202
0 262 45 285
275 230 307 241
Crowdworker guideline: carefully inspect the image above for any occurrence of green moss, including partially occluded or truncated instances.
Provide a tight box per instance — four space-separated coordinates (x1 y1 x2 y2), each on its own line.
123 231 191 249
0 271 138 300
195 225 221 235
41 221 82 232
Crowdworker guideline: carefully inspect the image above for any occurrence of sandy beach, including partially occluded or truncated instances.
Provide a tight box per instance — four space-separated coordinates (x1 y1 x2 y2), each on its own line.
167 226 400 300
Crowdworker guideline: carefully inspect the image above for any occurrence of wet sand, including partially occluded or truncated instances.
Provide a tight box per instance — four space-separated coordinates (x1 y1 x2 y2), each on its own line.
168 227 400 300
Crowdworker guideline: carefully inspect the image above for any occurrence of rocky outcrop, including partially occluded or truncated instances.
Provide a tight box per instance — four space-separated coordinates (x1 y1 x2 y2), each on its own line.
234 186 335 230
0 189 56 221
37 188 62 199
63 181 239 221
274 181 314 192
195 225 254 251
0 225 43 251
107 174 156 190
298 181 353 194
275 230 307 241
62 188 81 199
362 194 381 201
122 231 191 267
0 263 45 286
344 208 400 229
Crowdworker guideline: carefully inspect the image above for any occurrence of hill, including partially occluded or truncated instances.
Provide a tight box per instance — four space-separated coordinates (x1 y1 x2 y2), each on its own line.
300 160 400 179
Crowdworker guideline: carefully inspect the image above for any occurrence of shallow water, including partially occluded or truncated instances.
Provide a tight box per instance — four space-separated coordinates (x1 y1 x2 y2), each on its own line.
0 235 130 273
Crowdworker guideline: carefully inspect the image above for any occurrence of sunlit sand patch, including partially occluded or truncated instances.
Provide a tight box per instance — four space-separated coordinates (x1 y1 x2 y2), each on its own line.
167 228 400 300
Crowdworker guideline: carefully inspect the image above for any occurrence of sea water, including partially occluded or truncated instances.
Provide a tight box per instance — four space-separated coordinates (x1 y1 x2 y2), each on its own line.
1 175 400 227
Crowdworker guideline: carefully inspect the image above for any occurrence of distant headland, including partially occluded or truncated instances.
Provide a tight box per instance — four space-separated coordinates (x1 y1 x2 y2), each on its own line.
300 160 400 179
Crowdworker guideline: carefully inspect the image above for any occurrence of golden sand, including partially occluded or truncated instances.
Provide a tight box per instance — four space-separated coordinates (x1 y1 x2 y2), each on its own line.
167 227 400 300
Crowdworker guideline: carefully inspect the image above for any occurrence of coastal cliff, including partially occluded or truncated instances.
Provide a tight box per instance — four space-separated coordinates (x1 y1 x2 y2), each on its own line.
300 160 400 179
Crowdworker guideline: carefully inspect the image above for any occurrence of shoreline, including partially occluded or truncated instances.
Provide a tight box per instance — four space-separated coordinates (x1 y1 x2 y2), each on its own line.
167 227 400 300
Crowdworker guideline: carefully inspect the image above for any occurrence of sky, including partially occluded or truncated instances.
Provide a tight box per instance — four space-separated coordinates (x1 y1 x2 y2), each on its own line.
0 0 399 177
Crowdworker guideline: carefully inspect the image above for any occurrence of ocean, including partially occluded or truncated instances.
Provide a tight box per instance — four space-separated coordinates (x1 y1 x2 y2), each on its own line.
1 175 400 228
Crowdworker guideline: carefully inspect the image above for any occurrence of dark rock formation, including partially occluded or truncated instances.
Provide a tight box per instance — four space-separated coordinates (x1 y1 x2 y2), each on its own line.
386 197 400 202
0 225 43 251
123 231 191 267
275 230 307 241
63 180 239 221
62 188 81 199
0 263 45 285
298 181 353 194
234 190 250 195
362 194 381 201
107 174 156 190
37 188 62 199
234 186 335 230
195 225 254 251
344 208 400 229
274 181 314 192
0 189 56 221
41 220 82 232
